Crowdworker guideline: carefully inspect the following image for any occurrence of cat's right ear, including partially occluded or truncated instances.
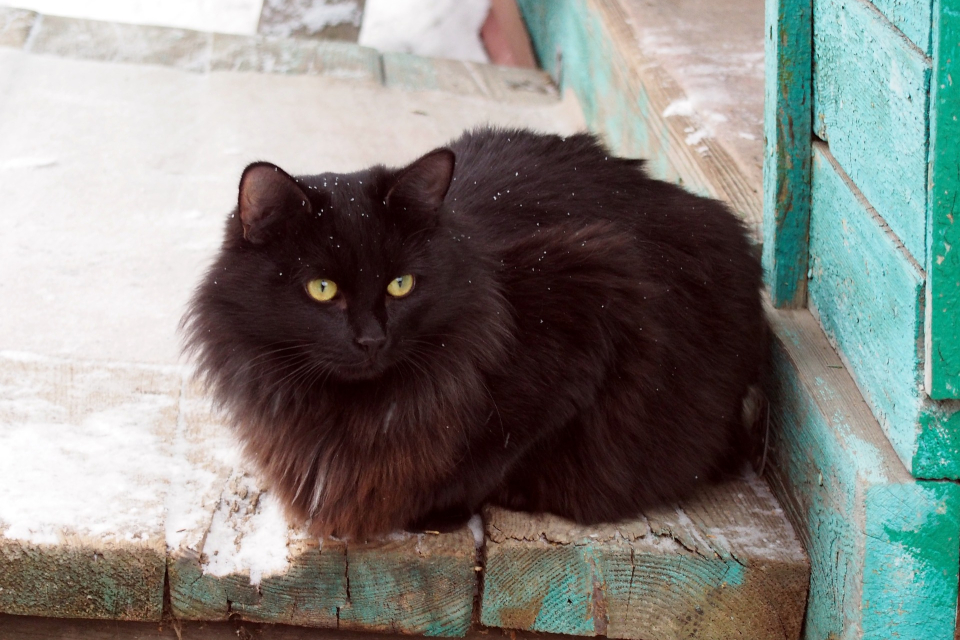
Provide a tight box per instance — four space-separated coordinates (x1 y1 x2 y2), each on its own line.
238 162 312 244
386 148 455 217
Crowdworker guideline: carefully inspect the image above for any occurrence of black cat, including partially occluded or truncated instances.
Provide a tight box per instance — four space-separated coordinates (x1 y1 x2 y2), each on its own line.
182 127 767 539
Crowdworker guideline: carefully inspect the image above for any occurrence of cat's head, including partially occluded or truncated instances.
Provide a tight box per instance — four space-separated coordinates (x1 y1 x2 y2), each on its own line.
184 148 509 392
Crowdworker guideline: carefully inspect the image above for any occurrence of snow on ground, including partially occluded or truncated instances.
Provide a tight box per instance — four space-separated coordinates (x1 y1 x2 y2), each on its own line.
361 0 491 63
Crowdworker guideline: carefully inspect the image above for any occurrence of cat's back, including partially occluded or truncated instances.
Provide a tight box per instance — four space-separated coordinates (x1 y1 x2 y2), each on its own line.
444 127 755 275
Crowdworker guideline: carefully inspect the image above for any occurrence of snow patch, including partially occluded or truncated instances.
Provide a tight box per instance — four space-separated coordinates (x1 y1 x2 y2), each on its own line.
0 377 175 545
359 0 491 63
662 99 694 118
467 513 484 548
2 157 59 170
685 128 710 145
201 473 291 585
259 0 363 38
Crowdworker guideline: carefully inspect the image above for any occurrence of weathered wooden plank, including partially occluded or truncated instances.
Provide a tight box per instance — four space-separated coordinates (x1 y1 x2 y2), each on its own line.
338 529 477 636
925 0 960 398
765 307 960 639
870 0 934 53
0 354 178 620
26 15 211 71
382 52 488 97
813 0 931 262
871 0 934 56
0 7 36 49
0 614 561 640
762 0 813 308
808 143 926 463
808 143 960 478
480 473 809 640
209 34 383 82
517 0 763 237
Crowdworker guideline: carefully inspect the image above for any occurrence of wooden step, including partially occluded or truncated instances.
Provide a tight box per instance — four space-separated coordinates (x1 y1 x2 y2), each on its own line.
480 474 808 639
765 307 960 638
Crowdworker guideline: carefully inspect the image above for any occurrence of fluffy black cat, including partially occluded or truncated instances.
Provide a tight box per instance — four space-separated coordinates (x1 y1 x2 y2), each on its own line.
183 127 767 540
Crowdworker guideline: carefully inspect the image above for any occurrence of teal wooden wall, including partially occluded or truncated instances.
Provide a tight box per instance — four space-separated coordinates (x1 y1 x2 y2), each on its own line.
768 0 960 475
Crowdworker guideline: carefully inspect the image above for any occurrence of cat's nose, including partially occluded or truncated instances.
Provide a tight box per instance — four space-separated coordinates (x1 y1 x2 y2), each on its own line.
355 334 386 354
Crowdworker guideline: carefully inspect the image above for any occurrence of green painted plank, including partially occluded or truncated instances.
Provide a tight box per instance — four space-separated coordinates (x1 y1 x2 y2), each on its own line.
870 0 934 53
762 0 813 308
765 308 960 639
480 476 809 640
813 0 931 263
926 0 960 398
809 143 960 478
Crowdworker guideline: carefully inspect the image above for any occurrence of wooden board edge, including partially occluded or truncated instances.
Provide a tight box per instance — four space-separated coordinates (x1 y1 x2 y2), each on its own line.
762 0 813 308
925 0 960 399
764 306 960 637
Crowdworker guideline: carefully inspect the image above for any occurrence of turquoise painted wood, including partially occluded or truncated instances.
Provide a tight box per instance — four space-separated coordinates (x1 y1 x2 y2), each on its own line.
863 482 960 638
871 0 934 53
808 143 960 478
813 0 931 263
762 0 813 308
766 308 960 640
926 0 960 398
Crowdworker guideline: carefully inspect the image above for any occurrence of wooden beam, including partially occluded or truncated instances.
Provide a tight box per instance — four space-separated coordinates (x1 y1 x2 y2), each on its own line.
812 0 930 264
0 355 176 621
808 142 960 478
762 0 813 307
765 306 960 638
480 473 809 640
925 0 960 398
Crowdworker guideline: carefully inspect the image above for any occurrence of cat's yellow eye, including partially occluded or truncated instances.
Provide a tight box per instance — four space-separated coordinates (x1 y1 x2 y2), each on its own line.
387 274 415 298
306 278 338 302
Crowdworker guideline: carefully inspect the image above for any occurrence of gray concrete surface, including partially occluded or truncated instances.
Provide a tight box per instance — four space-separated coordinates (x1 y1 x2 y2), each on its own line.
0 12 581 366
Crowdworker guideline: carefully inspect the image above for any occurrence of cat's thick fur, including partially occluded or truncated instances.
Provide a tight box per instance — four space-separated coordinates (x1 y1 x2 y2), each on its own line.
183 128 767 540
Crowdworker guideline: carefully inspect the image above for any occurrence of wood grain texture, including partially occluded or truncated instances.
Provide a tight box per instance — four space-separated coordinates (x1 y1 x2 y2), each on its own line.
480 473 809 640
338 529 477 636
808 143 960 478
813 0 931 263
870 0 934 53
0 356 178 621
27 15 211 71
517 0 763 238
925 0 960 398
762 0 813 308
0 615 561 640
209 34 383 82
765 306 960 639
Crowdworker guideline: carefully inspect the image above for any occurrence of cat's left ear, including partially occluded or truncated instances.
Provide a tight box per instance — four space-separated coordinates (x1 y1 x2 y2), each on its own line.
386 149 455 215
238 162 312 244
